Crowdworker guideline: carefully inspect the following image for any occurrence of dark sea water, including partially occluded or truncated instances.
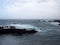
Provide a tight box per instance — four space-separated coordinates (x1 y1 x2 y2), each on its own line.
0 19 60 45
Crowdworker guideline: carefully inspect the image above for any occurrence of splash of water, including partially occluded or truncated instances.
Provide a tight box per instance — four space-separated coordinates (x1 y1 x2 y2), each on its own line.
5 24 42 32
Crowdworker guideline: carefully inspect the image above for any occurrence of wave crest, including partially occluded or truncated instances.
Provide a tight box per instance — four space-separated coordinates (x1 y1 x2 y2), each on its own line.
5 24 42 32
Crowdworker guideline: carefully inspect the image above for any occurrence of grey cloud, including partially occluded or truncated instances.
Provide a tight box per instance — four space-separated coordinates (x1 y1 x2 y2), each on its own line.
0 0 60 19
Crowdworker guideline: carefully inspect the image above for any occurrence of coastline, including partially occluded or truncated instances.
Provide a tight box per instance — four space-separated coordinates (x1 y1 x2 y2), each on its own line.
0 26 37 35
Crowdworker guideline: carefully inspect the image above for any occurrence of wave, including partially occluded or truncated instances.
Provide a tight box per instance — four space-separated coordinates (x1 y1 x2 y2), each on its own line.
50 22 59 26
4 24 42 32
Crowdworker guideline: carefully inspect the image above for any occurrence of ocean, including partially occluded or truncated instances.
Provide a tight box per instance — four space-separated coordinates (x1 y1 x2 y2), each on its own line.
0 19 60 45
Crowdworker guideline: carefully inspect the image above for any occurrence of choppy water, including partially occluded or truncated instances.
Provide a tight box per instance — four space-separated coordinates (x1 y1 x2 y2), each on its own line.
0 19 60 45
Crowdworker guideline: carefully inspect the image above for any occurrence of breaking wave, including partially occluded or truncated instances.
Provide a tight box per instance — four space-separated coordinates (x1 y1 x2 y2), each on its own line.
4 24 42 32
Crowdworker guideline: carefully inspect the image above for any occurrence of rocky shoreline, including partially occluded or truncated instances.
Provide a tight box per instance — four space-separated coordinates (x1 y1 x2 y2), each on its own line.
48 20 60 25
53 20 60 25
0 26 37 35
53 20 60 23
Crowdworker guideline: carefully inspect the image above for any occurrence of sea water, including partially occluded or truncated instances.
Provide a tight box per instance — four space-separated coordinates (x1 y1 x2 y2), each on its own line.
0 19 60 45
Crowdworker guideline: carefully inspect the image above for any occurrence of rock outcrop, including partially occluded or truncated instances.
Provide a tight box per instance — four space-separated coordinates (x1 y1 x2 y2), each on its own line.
53 20 60 25
48 20 60 26
0 26 37 35
53 20 60 23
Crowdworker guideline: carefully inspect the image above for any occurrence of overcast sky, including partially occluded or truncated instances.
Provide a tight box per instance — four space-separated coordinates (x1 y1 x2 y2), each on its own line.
0 0 60 19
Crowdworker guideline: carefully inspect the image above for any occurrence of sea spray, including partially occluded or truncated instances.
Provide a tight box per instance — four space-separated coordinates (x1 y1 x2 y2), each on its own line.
4 24 42 32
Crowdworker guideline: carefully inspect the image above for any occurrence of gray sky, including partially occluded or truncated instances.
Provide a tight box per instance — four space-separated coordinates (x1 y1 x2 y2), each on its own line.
0 0 60 19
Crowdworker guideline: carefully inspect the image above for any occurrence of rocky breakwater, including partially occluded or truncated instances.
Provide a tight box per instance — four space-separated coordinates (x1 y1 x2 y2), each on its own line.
0 26 37 35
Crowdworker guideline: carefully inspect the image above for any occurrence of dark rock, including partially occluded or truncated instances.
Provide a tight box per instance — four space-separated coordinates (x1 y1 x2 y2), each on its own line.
0 26 4 30
10 26 16 29
59 24 60 25
25 30 37 34
0 26 37 35
53 20 60 23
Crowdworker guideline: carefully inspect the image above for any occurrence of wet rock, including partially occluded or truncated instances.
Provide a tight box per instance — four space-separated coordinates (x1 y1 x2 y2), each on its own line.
0 26 4 30
59 24 60 25
4 26 10 29
10 26 16 29
25 30 37 34
0 26 37 35
53 20 60 23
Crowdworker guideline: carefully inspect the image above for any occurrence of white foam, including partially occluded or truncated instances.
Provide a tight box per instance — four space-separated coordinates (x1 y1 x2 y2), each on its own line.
37 30 42 32
50 22 59 26
4 24 42 32
9 24 35 29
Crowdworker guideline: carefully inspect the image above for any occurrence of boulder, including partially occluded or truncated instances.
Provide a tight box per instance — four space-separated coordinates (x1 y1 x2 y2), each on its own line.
53 20 60 23
10 26 16 29
0 26 4 30
59 24 60 25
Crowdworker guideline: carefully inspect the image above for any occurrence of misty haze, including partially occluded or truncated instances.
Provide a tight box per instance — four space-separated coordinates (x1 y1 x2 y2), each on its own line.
0 0 60 45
